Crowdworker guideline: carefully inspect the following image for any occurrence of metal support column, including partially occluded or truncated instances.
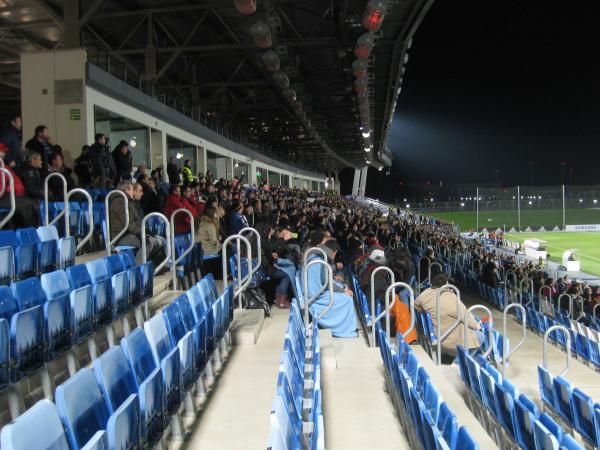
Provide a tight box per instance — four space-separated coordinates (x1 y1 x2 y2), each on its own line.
351 168 360 197
358 166 368 198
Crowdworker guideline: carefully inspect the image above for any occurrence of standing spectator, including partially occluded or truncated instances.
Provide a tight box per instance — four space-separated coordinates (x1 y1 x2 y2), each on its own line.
134 164 147 181
89 133 116 188
47 153 76 200
112 140 132 185
25 125 53 169
74 145 94 187
0 144 40 227
0 114 23 168
20 152 45 200
205 169 214 185
167 157 180 185
182 159 194 186
164 185 198 234
140 176 162 214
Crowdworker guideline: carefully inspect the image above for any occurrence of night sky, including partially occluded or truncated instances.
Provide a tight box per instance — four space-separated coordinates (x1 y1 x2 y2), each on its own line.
351 1 600 200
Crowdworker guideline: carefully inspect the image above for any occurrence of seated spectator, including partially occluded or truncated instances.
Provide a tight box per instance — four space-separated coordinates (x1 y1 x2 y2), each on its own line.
19 152 45 200
164 185 198 234
226 201 248 236
415 266 483 362
0 145 40 227
139 175 162 215
134 164 147 182
108 180 165 265
74 145 94 187
47 152 76 200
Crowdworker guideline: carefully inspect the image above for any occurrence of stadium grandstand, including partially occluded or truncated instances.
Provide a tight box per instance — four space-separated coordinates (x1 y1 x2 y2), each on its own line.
0 1 599 450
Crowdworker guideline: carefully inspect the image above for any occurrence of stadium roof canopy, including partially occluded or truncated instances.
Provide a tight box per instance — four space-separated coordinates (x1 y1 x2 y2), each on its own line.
0 0 432 172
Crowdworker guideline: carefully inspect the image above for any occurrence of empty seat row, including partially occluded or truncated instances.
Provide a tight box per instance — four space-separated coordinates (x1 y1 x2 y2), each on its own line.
268 299 324 450
0 273 233 450
0 225 76 284
456 345 584 450
467 277 507 310
0 251 153 391
379 327 479 450
538 366 600 448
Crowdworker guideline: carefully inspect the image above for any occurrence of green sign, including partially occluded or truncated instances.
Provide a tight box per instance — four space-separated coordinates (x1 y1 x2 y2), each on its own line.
69 108 81 121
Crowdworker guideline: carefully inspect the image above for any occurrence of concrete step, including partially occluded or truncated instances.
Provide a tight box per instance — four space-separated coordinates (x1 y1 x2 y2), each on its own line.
231 309 265 345
147 290 186 315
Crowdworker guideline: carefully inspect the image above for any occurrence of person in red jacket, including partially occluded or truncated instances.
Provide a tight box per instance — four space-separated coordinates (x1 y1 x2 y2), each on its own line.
164 184 199 234
0 144 41 227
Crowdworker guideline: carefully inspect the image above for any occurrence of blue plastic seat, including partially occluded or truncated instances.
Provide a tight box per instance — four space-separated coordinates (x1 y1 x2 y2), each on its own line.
186 285 212 360
144 314 182 416
162 302 195 391
406 351 420 381
175 294 206 373
552 375 574 425
575 334 590 361
105 255 129 318
92 347 140 450
0 399 79 450
121 328 164 446
40 270 76 353
494 382 517 439
17 227 52 274
539 412 563 444
479 368 498 418
118 253 143 306
559 433 585 449
86 259 113 326
0 318 7 390
533 419 560 450
465 354 484 402
436 402 458 450
270 393 303 449
56 368 137 450
1 230 37 282
456 345 470 388
456 426 479 450
140 262 154 301
537 366 555 410
34 226 59 272
423 380 442 424
514 396 537 450
570 388 595 445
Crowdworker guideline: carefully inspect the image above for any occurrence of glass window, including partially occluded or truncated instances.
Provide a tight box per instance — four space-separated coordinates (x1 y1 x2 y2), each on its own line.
268 171 281 186
256 166 267 185
167 135 196 177
207 150 232 180
233 160 249 183
281 174 290 187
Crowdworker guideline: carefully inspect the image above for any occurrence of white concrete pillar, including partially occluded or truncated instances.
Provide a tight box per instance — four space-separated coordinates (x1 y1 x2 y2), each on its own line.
358 166 368 198
352 168 361 197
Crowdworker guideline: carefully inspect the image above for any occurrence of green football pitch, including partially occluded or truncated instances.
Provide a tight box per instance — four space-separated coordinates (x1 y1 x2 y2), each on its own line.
429 208 600 231
504 232 600 278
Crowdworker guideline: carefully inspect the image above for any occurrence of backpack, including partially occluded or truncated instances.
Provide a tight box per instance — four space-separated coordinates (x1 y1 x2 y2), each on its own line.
241 286 271 317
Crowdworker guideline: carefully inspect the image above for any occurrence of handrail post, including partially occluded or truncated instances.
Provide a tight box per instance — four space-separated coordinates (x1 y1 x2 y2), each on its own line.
221 234 252 309
66 188 94 251
558 293 573 318
519 278 534 307
302 246 329 300
593 303 600 322
240 227 262 280
169 208 195 290
303 259 334 329
384 282 415 339
141 212 171 274
105 190 130 256
0 168 15 229
435 284 462 365
463 304 494 360
502 303 527 377
416 255 430 295
370 266 395 347
543 325 571 377
504 270 516 304
44 172 68 228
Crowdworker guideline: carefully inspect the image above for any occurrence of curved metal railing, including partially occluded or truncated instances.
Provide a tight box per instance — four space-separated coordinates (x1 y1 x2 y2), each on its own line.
504 270 517 304
502 303 527 377
105 190 130 256
240 227 262 282
463 304 494 360
519 278 534 307
141 212 171 274
222 234 253 309
543 325 571 377
0 168 15 229
66 188 94 250
593 303 600 322
557 293 573 318
303 259 334 329
435 284 462 365
538 285 553 314
44 172 68 227
302 246 329 301
384 282 415 339
416 255 430 295
370 266 395 347
170 208 195 290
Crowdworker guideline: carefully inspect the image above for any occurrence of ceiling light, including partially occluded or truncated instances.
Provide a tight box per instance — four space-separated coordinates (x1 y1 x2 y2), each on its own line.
233 0 257 15
362 0 388 32
176 152 183 159
362 131 370 138
364 147 371 152
129 137 137 148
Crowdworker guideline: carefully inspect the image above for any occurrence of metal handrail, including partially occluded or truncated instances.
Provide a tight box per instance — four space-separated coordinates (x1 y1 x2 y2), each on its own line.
435 284 462 365
593 303 600 322
222 234 253 308
105 190 130 256
502 303 527 377
0 168 15 229
428 261 443 286
170 208 195 290
302 246 329 300
370 266 395 347
416 255 430 295
66 188 93 251
463 305 494 360
504 270 517 304
572 296 585 322
44 172 68 227
384 282 415 339
0 159 5 194
141 212 171 274
543 325 571 377
557 293 573 318
519 278 534 307
239 227 262 280
538 285 553 313
303 259 334 329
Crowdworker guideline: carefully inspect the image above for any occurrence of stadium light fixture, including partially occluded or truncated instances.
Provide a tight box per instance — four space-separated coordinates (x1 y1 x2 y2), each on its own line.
460 202 465 207
406 204 410 208
261 50 280 72
129 137 136 148
362 130 371 138
250 21 272 48
363 0 388 32
364 146 371 152
579 198 583 203
176 152 183 159
355 33 376 58
594 199 598 204
528 201 532 205
233 0 257 15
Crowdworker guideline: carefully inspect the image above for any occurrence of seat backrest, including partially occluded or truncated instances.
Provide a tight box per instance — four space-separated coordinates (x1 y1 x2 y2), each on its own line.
552 375 573 419
456 426 478 450
175 294 196 330
423 379 442 422
436 402 458 450
187 285 207 321
537 366 555 407
514 397 537 450
570 388 594 443
121 327 158 386
539 412 563 443
55 368 110 450
118 251 135 269
105 254 125 277
15 227 40 245
162 301 189 347
558 433 585 450
197 277 216 305
37 225 59 242
93 346 137 414
533 419 560 450
0 286 18 322
66 264 92 290
406 351 420 381
40 270 71 302
0 230 18 248
11 277 46 310
144 314 173 363
0 399 70 450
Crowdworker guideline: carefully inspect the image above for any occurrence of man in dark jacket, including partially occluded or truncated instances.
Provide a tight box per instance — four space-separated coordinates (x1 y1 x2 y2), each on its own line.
25 125 53 169
111 140 132 185
19 152 45 200
0 114 23 168
89 133 116 188
167 157 180 185
47 153 76 200
74 145 93 187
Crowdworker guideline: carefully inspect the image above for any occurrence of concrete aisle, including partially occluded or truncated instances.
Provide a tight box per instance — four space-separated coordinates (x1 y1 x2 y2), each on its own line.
182 308 289 450
321 331 410 450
